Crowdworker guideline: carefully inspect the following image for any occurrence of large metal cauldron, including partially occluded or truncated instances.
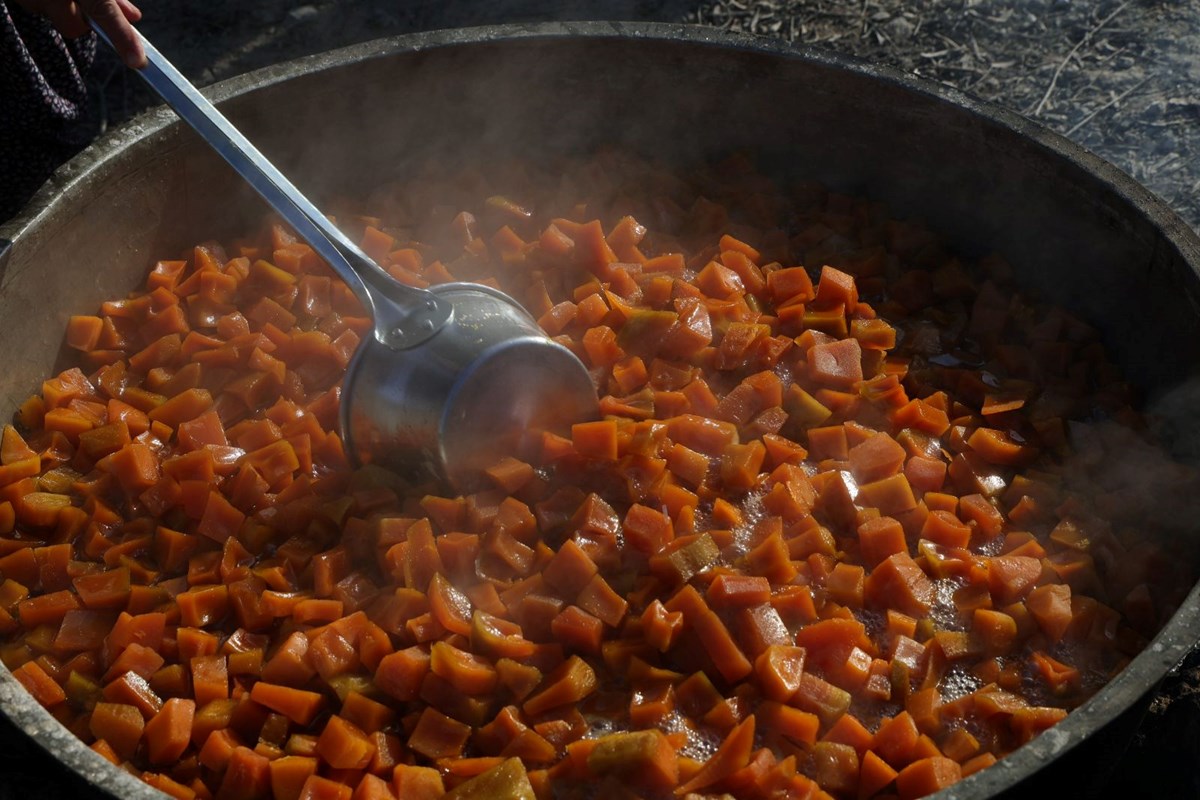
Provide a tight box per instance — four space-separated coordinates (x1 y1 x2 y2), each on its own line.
2 22 1199 799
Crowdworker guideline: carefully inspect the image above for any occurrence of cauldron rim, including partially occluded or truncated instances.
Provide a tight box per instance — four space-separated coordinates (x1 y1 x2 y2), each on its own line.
2 20 1198 799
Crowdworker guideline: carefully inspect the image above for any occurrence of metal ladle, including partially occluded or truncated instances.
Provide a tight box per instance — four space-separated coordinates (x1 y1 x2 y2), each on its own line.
94 25 598 489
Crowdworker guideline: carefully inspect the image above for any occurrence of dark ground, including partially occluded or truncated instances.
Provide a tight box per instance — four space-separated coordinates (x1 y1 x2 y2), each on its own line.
5 0 1200 797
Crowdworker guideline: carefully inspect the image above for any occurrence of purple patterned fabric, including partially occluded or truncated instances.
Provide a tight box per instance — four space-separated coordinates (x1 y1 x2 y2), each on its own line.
1 1 98 220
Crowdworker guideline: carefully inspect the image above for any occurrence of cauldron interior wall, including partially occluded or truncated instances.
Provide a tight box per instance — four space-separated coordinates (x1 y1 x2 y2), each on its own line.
9 34 1197 405
2 24 1200 800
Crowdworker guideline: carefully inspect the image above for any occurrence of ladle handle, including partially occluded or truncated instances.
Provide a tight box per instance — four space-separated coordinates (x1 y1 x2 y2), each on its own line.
91 21 452 350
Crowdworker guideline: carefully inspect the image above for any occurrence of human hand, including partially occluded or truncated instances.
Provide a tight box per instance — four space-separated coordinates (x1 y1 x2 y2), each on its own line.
13 0 146 68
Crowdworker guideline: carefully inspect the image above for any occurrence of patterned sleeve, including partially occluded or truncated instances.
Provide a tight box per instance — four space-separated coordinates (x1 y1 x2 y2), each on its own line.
1 0 99 220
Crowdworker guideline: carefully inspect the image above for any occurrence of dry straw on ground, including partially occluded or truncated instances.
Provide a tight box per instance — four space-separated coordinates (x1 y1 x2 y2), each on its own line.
694 0 1200 229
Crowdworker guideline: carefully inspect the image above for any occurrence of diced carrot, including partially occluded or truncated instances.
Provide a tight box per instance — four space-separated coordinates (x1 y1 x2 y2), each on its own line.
147 388 213 428
675 715 754 795
430 640 498 695
640 600 683 653
1009 706 1068 744
972 608 1018 657
251 682 325 725
191 654 229 706
894 756 962 799
587 730 678 790
666 414 739 457
391 764 445 800
218 746 272 800
767 267 814 304
2 425 39 465
920 510 972 548
16 491 74 527
827 562 866 608
961 752 998 777
857 516 907 568
754 645 806 703
808 338 863 389
90 739 121 766
89 701 144 761
813 265 858 309
294 598 345 625
987 555 1042 604
351 774 395 800
439 757 535 799
893 399 951 437
967 427 1037 466
873 711 921 769
719 441 765 491
865 552 934 618
1026 583 1073 643
542 539 598 596
958 493 1003 538
0 452 42 487
373 646 430 702
177 585 229 628
470 611 536 660
859 749 899 798
810 741 860 795
140 773 195 800
317 715 376 770
623 503 674 554
746 531 797 584
339 692 394 736
102 669 163 718
428 573 472 637
550 605 604 655
792 672 852 727
857 473 917 516
407 708 471 760
484 457 535 493
576 574 627 627
731 603 789 660
665 585 752 683
18 589 80 627
197 490 245 543
144 697 195 764
757 701 819 747
1031 651 1081 695
707 574 771 608
177 408 228 451
821 713 874 758
903 455 946 495
849 432 907 484
73 567 132 610
298 775 352 800
272 756 320 800
523 655 597 716
12 659 66 707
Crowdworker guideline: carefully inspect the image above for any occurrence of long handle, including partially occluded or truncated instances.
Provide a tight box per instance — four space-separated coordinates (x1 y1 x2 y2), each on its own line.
91 21 452 349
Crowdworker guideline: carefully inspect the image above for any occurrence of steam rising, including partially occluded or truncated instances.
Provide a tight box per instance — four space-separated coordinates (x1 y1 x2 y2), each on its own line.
694 1 1200 229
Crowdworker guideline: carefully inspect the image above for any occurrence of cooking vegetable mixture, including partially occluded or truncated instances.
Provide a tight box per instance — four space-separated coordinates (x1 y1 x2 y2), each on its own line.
1 151 1195 800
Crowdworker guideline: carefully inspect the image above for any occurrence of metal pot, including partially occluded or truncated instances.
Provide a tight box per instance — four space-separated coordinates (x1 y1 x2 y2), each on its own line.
2 22 1199 799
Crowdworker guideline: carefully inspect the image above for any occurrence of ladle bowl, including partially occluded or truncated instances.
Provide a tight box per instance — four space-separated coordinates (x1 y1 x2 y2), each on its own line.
343 281 599 488
92 24 598 488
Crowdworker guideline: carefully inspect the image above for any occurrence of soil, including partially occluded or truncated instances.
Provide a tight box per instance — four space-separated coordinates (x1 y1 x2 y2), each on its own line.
3 1 1199 798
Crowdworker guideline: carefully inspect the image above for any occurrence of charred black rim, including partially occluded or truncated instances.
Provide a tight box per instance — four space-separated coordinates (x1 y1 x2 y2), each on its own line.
2 21 1199 800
